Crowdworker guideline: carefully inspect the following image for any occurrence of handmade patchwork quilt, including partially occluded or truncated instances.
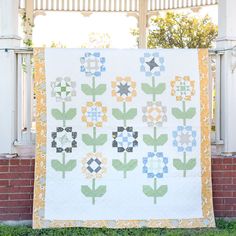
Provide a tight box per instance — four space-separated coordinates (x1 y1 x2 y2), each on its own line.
33 48 215 229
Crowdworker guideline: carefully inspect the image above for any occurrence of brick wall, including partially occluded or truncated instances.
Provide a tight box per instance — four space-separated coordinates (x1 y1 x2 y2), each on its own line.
0 156 235 221
0 158 34 221
212 157 236 217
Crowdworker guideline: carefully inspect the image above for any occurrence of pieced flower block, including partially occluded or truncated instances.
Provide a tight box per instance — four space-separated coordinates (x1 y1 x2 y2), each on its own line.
171 76 195 101
51 77 76 102
80 52 105 77
82 101 107 128
142 101 167 127
111 76 137 102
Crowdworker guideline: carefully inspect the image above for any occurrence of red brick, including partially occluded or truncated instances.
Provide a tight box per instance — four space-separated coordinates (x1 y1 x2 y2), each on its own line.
0 214 20 221
222 158 233 164
212 165 224 171
0 194 9 200
212 177 232 185
223 198 236 205
213 198 223 205
213 191 233 198
214 210 228 217
19 213 32 220
0 180 9 186
9 193 32 200
20 159 32 166
0 186 33 194
223 185 236 191
9 159 20 165
212 158 222 165
0 207 32 214
0 159 9 165
0 166 9 172
212 171 224 178
9 165 33 172
214 204 234 211
0 172 34 180
10 179 31 187
0 200 32 207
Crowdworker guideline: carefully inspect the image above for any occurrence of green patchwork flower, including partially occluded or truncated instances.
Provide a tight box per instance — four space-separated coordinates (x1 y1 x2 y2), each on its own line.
51 77 76 102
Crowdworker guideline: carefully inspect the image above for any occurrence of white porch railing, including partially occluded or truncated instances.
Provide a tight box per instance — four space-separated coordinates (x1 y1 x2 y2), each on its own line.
14 49 222 147
19 0 218 12
14 50 35 147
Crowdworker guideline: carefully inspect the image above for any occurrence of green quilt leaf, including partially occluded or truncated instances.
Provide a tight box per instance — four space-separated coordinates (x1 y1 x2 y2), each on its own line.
143 185 155 197
81 84 93 95
185 108 196 119
51 109 63 120
156 134 168 146
82 134 94 145
125 159 138 171
64 108 77 120
51 160 64 171
173 159 185 170
143 135 155 146
81 185 93 197
185 158 196 170
112 159 124 171
64 160 77 171
94 185 106 197
95 134 107 146
154 83 166 94
125 108 137 120
141 83 154 94
94 84 106 95
155 185 168 197
172 108 185 119
112 109 124 120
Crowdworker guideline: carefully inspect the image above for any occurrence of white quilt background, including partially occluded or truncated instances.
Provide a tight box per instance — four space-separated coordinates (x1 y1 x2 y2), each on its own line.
44 49 201 221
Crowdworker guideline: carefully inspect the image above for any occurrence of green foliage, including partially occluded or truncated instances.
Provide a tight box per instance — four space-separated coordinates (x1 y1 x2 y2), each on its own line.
132 12 218 48
0 220 236 236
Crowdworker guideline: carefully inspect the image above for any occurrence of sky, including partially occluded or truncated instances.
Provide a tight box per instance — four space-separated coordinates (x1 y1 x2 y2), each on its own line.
30 5 218 48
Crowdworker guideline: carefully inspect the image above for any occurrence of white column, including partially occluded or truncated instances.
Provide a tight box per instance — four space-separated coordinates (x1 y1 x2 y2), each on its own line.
217 0 236 154
0 0 21 154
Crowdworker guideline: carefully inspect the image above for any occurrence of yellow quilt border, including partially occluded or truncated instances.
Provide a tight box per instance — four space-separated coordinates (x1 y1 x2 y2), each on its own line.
33 48 215 229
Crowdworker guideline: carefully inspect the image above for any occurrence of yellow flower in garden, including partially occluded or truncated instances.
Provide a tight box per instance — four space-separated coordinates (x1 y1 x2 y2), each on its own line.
81 152 107 179
111 76 137 102
171 76 195 101
81 101 107 127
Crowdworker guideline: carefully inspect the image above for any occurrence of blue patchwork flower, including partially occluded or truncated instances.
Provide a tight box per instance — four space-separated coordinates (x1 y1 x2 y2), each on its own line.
173 126 197 152
143 152 168 178
140 52 165 77
80 52 105 77
112 127 138 152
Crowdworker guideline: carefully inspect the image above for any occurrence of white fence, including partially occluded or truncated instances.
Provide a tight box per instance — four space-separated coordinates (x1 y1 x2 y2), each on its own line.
14 49 222 147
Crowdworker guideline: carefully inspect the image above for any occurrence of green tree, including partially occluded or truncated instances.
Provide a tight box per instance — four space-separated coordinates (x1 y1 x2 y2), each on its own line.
132 12 218 48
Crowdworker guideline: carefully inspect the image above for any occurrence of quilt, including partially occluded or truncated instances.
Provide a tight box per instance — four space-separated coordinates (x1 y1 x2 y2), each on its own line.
33 48 215 228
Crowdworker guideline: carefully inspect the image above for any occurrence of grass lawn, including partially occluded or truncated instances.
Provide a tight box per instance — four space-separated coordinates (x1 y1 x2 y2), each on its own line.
0 220 236 236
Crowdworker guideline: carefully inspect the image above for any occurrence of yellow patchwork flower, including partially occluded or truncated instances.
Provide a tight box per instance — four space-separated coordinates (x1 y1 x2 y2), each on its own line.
81 101 107 127
171 76 195 101
81 152 107 179
111 76 137 102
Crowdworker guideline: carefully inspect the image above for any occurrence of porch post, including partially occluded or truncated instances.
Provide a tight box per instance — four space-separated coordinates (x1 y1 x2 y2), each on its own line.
138 0 148 48
217 0 236 154
0 0 21 154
